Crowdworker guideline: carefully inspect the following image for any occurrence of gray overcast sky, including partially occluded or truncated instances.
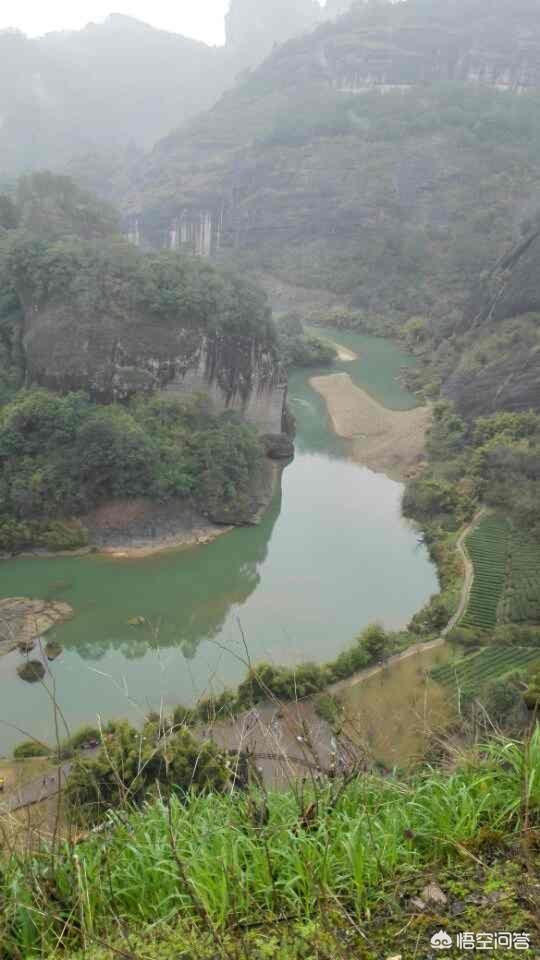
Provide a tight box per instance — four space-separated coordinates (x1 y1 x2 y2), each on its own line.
1 1 233 45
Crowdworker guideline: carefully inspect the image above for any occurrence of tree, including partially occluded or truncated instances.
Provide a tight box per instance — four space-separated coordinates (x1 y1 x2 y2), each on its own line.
359 623 389 660
64 720 230 824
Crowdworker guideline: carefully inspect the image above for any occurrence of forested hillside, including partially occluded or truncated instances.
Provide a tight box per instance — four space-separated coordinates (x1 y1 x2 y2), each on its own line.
0 174 284 552
124 0 540 416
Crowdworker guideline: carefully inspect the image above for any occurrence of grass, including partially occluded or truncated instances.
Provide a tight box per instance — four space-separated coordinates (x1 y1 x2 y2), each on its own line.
431 646 540 690
1 730 540 957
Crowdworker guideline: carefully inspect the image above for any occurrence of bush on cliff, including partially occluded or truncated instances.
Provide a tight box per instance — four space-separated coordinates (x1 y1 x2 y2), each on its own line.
0 390 263 550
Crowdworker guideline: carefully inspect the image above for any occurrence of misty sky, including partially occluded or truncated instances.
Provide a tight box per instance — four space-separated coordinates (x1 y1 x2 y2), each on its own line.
1 1 234 45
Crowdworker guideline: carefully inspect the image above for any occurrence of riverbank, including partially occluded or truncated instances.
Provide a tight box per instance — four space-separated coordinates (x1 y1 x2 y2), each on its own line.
82 500 234 560
0 457 285 563
310 371 432 480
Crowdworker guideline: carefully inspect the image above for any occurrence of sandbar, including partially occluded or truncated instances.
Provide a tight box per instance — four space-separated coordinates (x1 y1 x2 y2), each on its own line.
310 372 431 480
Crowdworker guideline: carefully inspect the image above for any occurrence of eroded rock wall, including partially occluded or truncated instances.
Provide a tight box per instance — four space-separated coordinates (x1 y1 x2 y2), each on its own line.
23 312 286 433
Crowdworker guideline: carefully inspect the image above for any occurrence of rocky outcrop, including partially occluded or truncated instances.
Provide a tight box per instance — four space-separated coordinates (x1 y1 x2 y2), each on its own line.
12 240 288 434
25 318 286 433
123 0 540 270
443 230 540 416
0 599 73 657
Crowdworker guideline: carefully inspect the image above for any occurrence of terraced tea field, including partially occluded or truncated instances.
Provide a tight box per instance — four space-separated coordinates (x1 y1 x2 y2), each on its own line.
432 646 540 691
500 534 540 624
460 516 510 632
460 514 540 633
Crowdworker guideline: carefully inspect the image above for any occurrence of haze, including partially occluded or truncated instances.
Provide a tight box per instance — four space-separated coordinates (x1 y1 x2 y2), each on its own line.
1 0 232 45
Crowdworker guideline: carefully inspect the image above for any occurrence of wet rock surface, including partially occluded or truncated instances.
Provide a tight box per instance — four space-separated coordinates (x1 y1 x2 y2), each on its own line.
0 599 73 657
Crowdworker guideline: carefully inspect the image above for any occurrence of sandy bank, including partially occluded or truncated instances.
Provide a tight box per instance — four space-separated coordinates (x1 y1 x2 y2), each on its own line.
330 342 357 362
310 372 431 480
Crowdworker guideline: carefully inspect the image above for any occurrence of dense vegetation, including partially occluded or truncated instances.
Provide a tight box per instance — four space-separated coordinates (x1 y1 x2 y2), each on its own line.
2 730 539 958
0 173 280 551
404 407 540 539
276 313 336 368
0 390 263 552
432 646 540 691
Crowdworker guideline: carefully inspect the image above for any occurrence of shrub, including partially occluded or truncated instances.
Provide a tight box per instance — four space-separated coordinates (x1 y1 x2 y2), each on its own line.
64 720 230 824
13 740 51 759
17 659 46 683
448 626 483 649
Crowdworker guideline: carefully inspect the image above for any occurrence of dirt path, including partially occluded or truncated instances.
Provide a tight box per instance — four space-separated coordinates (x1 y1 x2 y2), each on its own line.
330 510 486 695
1 749 101 813
330 637 446 694
442 508 487 637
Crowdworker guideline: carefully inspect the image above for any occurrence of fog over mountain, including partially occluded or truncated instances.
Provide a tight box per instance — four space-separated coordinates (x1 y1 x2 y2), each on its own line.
0 1 355 178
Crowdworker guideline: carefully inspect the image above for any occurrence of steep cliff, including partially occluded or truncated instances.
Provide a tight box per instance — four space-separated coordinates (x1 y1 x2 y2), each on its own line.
5 238 286 434
0 175 287 433
443 230 540 416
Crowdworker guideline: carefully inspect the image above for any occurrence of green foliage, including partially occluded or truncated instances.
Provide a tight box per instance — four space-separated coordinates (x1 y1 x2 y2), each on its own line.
456 512 540 634
14 172 119 241
432 646 540 691
64 720 230 825
0 231 275 347
408 594 450 636
16 660 46 683
314 693 343 729
524 663 540 709
0 390 263 551
3 730 540 956
461 516 510 632
0 518 88 555
13 740 51 759
447 626 482 649
481 676 525 726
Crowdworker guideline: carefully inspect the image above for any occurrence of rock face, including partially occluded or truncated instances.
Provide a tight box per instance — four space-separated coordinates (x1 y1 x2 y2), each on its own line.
124 0 540 265
443 230 540 416
13 242 288 435
0 599 73 657
25 319 287 434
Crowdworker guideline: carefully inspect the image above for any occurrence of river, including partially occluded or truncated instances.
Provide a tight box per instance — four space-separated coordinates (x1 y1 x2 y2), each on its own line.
0 330 439 755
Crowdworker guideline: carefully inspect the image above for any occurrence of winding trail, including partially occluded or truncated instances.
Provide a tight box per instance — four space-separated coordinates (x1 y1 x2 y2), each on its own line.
442 507 487 637
330 509 487 695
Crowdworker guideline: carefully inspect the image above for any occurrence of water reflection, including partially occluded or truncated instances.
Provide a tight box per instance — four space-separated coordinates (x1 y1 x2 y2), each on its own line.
45 488 283 663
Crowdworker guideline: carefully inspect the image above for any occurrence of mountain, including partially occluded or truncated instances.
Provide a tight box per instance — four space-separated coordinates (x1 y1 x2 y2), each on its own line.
0 4 349 180
442 227 540 416
0 18 231 176
122 0 540 415
225 0 321 63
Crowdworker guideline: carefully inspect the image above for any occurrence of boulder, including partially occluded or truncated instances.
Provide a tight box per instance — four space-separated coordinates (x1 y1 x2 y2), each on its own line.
261 433 295 460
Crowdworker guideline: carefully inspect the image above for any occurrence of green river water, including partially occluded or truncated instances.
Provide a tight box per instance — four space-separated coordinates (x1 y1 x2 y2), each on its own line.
0 330 439 754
